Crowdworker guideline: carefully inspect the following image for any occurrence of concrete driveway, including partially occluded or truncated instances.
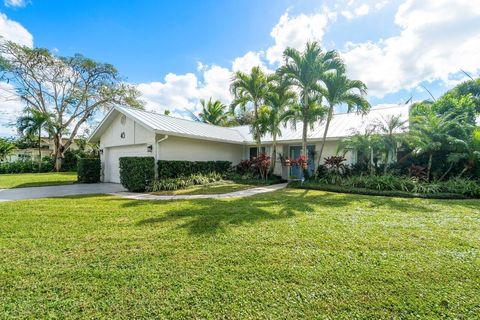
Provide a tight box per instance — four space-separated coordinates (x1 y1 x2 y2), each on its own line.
0 183 126 202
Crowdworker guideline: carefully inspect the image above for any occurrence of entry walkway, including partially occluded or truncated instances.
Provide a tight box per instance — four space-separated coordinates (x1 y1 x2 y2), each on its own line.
112 183 288 201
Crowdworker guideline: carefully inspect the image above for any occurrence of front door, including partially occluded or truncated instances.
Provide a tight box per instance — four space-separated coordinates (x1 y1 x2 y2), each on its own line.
289 145 315 179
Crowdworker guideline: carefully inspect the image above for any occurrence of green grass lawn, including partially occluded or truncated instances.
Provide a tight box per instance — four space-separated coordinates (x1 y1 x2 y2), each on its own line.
152 181 256 195
0 172 77 189
0 189 479 318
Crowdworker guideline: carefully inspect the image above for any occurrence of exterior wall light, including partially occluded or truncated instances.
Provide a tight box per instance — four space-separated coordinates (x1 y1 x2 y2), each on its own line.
147 145 153 153
99 149 104 155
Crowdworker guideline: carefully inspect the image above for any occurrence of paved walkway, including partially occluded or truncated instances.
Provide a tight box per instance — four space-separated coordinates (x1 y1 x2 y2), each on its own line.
111 183 288 201
0 183 126 202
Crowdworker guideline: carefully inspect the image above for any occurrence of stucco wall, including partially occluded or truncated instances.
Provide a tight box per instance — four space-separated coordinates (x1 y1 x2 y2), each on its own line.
99 113 155 149
157 135 244 165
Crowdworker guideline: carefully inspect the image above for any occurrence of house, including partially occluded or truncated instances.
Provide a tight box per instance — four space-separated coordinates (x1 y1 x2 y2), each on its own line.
88 105 409 183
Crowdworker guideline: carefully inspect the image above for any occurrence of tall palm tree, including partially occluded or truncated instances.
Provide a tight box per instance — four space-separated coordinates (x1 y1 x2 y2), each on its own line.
277 41 344 158
191 98 228 126
0 138 15 161
17 107 50 169
258 77 297 174
230 66 272 150
317 68 370 167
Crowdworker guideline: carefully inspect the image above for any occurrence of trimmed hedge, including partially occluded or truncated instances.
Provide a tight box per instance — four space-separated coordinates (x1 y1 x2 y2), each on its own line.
0 158 54 174
120 157 155 192
77 158 101 183
157 160 231 179
288 181 470 199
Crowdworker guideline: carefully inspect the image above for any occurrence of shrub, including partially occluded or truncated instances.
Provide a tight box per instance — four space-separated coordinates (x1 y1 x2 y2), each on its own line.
253 153 270 180
157 160 231 179
77 158 101 183
0 158 54 174
147 172 222 192
120 157 155 192
324 155 347 174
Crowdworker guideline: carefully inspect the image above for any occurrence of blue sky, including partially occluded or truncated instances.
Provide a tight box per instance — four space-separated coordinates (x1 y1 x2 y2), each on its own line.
0 0 479 136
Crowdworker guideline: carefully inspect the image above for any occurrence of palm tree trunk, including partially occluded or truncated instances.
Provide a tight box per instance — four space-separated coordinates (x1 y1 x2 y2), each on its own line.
439 162 454 181
426 152 433 181
38 127 42 172
269 135 277 175
253 102 261 152
316 106 333 168
302 93 309 157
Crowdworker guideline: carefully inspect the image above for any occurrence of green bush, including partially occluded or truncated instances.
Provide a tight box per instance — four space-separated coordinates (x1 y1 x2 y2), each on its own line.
0 158 54 174
119 157 155 192
147 172 222 192
157 160 231 179
77 158 101 183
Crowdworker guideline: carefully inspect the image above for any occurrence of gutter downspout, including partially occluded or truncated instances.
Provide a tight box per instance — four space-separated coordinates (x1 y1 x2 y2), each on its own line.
155 135 169 179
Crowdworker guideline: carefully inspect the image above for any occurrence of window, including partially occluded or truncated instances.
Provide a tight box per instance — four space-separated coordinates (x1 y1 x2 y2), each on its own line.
249 147 266 160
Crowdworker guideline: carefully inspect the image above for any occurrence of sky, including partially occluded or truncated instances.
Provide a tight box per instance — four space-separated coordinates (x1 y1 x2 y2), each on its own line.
0 0 479 136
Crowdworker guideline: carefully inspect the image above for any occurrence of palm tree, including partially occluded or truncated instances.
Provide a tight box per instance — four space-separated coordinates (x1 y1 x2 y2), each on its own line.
258 77 297 174
444 127 480 178
17 107 50 170
373 114 408 173
230 66 272 150
317 68 370 167
277 42 344 158
337 129 376 174
191 98 228 126
0 138 15 161
408 109 470 181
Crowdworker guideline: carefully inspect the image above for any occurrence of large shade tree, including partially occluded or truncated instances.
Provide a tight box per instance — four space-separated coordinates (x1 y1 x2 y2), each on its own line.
277 42 343 158
317 67 370 167
0 40 143 171
230 66 273 150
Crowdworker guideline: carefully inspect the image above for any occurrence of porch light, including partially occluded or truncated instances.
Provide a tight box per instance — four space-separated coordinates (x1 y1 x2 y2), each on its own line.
99 149 104 155
147 145 153 153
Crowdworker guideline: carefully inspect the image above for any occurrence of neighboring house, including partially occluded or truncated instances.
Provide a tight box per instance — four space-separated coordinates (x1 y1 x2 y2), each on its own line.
89 105 409 183
5 138 87 163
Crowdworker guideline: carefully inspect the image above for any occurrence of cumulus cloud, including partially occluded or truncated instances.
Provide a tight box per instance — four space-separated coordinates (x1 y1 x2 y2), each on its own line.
341 4 370 20
265 9 336 64
0 82 23 136
0 12 33 47
342 0 480 97
232 51 268 73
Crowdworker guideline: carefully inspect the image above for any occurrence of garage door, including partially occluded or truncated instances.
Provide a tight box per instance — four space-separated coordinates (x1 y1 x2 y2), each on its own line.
105 144 149 183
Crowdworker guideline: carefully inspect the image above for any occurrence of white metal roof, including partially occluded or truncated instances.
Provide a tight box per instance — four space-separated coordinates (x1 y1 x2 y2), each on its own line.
89 104 410 145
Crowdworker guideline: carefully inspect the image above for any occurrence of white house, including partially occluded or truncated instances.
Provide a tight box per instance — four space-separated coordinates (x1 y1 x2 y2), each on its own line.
88 105 409 183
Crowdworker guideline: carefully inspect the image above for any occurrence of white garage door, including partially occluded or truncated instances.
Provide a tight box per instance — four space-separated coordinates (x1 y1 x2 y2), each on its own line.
105 144 149 183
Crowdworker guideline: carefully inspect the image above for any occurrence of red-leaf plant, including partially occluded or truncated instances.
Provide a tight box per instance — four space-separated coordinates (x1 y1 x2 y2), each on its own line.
253 153 271 180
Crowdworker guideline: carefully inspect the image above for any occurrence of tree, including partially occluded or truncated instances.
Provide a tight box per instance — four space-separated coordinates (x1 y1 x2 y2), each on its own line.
337 128 376 174
230 66 273 150
0 40 143 171
445 127 480 178
191 98 228 125
0 138 15 161
16 107 51 170
408 109 471 181
317 67 370 167
277 42 344 158
258 77 297 174
372 114 408 173
449 77 480 114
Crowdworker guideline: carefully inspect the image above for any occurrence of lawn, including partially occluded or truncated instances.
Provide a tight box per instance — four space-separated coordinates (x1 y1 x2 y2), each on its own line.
0 189 479 318
0 172 77 189
152 181 256 195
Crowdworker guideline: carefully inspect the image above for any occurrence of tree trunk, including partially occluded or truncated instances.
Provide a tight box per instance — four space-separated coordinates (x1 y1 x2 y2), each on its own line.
38 127 42 172
316 106 333 168
269 135 277 175
53 133 64 172
253 102 261 151
302 93 309 157
439 162 454 181
426 152 433 182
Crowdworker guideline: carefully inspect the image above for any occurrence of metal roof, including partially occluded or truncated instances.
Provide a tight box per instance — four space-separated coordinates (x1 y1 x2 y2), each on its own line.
89 104 409 144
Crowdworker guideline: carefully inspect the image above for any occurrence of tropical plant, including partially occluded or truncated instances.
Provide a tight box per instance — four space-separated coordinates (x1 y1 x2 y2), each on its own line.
408 108 472 181
445 127 480 178
16 107 51 170
230 66 273 149
317 67 370 167
258 76 297 174
0 138 15 161
337 128 376 174
277 41 343 158
191 98 228 125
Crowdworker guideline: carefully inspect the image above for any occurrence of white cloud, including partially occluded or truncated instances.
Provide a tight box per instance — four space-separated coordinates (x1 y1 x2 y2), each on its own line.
265 9 336 64
341 4 370 20
232 51 266 73
342 0 480 97
0 82 23 136
0 12 33 47
4 0 27 8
